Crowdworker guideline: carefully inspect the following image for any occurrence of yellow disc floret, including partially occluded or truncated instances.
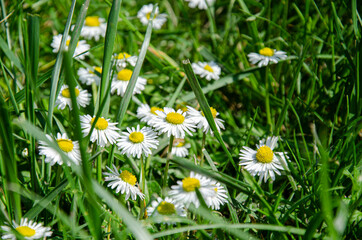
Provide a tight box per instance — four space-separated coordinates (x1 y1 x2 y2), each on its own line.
15 226 36 237
150 107 164 115
166 112 185 124
61 88 80 98
117 69 133 81
66 39 79 47
57 139 74 153
85 16 101 27
146 12 157 20
91 117 109 130
93 67 102 74
203 64 214 72
129 132 144 143
256 146 274 163
157 201 176 215
116 52 131 59
182 177 200 192
259 47 274 57
201 107 218 118
176 142 185 147
120 170 137 186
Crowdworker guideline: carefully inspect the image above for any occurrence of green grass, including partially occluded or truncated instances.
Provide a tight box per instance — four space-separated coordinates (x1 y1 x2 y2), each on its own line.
0 0 361 239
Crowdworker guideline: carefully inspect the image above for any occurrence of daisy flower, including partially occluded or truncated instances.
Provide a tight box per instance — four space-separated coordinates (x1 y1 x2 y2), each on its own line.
77 66 102 85
111 69 147 97
191 61 221 80
136 104 164 124
239 136 288 182
205 181 228 210
104 164 144 200
55 85 91 110
1 218 52 240
169 171 215 208
147 197 186 224
185 0 215 9
247 47 287 67
117 125 159 159
171 138 191 157
187 106 225 135
150 107 196 139
38 132 81 166
80 115 121 147
80 16 107 41
137 4 167 30
114 52 138 71
51 34 90 60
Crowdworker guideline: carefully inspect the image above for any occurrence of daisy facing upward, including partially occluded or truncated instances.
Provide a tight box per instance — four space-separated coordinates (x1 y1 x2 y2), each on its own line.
191 61 221 80
55 85 91 110
239 136 288 182
137 4 167 30
80 115 121 147
111 69 147 97
247 47 287 67
117 125 159 159
51 34 90 60
80 16 107 41
1 218 52 240
103 164 144 201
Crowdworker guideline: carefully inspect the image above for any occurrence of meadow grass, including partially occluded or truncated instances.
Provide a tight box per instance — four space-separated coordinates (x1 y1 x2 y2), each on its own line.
0 0 361 239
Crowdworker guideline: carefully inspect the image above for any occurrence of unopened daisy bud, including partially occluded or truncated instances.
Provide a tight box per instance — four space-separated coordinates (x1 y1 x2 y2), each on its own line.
21 148 28 157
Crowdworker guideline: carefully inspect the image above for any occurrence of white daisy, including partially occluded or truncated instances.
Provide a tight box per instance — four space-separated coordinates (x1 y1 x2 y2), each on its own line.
191 61 221 80
185 0 215 9
205 181 228 210
38 132 81 166
247 47 287 67
111 69 147 97
187 106 225 135
136 104 164 124
239 136 288 182
50 34 90 60
114 52 138 71
55 85 91 110
137 4 167 30
80 115 121 147
150 107 196 139
169 171 215 208
117 125 159 159
80 16 107 41
171 139 191 157
103 164 144 200
77 66 102 85
1 218 52 240
147 197 186 224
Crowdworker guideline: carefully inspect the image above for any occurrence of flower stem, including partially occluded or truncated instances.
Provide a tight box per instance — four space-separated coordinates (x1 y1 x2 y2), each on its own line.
97 154 102 183
265 66 272 132
139 154 146 219
200 132 206 166
162 135 174 196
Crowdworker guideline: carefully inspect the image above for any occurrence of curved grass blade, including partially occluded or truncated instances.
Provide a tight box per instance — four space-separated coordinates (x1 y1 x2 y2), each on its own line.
182 60 237 170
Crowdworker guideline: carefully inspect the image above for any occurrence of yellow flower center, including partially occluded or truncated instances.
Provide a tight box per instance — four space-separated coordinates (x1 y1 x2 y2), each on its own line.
89 67 102 75
150 106 164 115
66 39 79 47
15 226 36 237
116 52 131 59
146 12 158 20
182 177 200 192
57 139 74 153
256 146 274 163
91 117 109 130
117 69 133 81
201 107 218 118
166 112 185 124
85 16 101 27
176 103 188 113
61 88 80 98
176 142 185 147
259 47 274 57
157 201 176 215
120 170 137 186
129 132 144 143
214 187 218 192
203 64 214 72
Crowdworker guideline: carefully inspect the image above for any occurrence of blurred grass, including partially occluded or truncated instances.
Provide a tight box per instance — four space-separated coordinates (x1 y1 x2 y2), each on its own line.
0 0 361 239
